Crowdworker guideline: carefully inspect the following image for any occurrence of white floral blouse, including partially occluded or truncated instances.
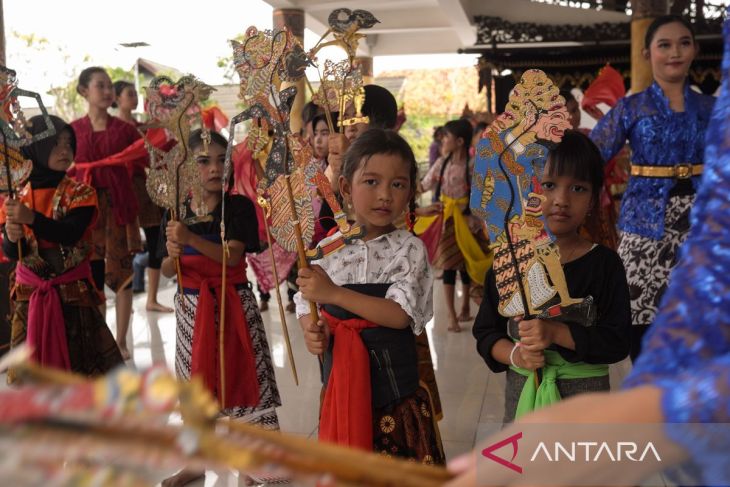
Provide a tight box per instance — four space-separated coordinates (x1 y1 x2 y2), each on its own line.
294 229 433 334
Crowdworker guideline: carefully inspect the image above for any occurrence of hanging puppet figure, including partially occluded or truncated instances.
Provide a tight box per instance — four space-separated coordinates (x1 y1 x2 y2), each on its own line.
1 115 124 382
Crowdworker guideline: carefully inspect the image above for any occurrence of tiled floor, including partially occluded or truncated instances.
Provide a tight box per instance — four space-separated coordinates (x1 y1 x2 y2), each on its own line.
118 273 499 461
1 271 636 486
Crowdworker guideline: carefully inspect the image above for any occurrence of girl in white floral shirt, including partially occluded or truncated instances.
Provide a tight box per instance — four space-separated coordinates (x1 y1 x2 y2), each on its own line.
295 128 444 464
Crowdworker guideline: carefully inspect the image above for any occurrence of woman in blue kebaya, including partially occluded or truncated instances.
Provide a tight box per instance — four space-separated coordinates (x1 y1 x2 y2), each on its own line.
590 15 715 361
447 21 730 487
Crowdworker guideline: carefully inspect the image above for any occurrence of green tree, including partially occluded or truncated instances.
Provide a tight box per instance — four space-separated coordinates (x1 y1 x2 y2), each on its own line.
8 31 135 120
216 33 247 82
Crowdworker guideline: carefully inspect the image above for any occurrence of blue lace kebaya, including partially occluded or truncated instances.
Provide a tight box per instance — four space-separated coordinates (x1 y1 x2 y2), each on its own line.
590 81 715 239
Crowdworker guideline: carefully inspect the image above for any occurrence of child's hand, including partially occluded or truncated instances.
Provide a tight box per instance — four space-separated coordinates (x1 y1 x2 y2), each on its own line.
166 221 192 246
518 318 553 351
326 133 349 180
4 222 24 243
301 314 331 355
516 346 545 371
296 265 338 304
4 199 35 225
166 239 184 259
328 133 349 159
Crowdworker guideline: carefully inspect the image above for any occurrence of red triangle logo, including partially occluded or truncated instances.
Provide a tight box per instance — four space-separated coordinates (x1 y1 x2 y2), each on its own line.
481 431 523 474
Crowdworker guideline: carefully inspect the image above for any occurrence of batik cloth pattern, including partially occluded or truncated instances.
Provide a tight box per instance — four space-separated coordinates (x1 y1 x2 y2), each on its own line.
617 194 694 326
92 189 140 291
372 387 445 465
131 174 162 228
175 284 281 427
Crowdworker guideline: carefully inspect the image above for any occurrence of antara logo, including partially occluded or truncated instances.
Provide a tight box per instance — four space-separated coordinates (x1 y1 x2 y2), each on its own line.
481 432 523 474
480 433 662 474
530 441 662 462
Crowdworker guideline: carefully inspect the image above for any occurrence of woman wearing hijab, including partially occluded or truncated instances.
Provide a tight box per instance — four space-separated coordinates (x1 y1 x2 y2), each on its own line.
1 115 123 382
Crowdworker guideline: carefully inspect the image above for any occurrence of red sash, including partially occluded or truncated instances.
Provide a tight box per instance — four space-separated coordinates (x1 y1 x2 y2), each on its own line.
319 309 378 451
417 214 443 264
69 128 169 225
15 262 93 371
179 254 259 409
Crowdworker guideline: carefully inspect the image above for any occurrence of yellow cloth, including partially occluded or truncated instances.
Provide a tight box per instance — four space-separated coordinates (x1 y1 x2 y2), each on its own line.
414 195 493 285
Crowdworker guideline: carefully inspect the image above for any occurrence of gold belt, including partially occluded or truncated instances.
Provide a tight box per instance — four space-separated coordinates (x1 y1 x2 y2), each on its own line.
630 163 703 179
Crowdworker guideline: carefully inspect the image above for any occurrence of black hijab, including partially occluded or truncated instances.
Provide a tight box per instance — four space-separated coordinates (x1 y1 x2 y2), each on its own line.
21 115 76 189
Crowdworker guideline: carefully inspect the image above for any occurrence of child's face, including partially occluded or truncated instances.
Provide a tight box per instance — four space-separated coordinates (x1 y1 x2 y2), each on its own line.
313 119 330 160
117 86 138 112
342 105 368 141
47 130 74 172
81 72 114 110
340 153 412 239
440 131 462 157
540 163 594 238
195 142 226 194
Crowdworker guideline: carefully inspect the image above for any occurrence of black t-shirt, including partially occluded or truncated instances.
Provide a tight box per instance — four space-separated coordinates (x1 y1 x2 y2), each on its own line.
158 194 260 258
473 244 631 371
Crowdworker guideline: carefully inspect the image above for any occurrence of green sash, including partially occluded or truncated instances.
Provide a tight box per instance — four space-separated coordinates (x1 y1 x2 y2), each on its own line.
510 349 608 419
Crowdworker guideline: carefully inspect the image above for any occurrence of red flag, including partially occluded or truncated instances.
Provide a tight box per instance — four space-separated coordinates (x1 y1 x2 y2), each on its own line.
581 65 626 121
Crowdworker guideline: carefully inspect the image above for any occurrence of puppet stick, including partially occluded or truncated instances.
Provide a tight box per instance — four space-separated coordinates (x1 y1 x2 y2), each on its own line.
171 92 197 296
513 176 540 388
259 196 299 385
219 241 229 407
1 132 22 260
169 209 184 293
250 143 299 385
304 76 335 135
309 28 332 54
338 78 347 135
224 420 452 487
283 175 319 322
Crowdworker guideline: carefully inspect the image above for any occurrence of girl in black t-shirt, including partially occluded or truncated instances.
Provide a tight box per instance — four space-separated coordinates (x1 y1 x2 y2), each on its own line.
160 130 281 486
473 130 631 424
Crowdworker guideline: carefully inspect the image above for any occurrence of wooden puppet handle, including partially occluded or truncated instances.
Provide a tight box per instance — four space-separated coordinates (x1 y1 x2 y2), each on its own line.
219 241 228 407
259 200 299 386
169 209 184 294
304 77 335 135
283 175 319 323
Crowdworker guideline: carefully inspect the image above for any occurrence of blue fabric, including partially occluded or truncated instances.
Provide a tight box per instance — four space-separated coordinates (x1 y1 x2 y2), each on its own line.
132 252 148 292
590 81 715 239
182 234 220 256
622 20 730 485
